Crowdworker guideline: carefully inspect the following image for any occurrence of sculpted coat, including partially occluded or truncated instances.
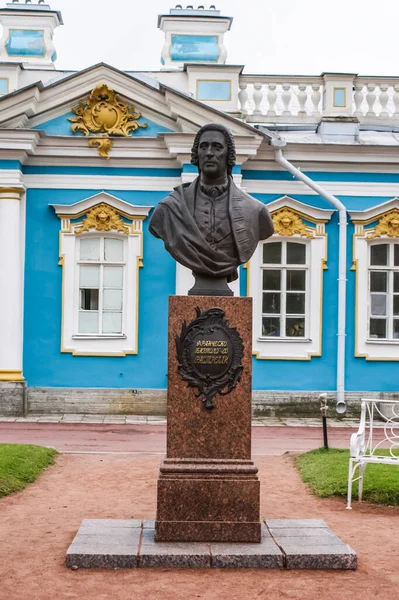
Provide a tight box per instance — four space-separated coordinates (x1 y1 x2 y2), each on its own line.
149 176 274 282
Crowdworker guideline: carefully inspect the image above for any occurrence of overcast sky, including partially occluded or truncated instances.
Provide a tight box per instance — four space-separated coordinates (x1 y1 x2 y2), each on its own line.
50 0 399 76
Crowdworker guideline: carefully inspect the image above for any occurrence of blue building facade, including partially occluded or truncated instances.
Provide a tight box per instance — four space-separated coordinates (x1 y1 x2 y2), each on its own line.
0 2 398 416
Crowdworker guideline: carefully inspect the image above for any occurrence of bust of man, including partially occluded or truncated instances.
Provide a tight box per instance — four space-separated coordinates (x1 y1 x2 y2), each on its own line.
149 123 274 295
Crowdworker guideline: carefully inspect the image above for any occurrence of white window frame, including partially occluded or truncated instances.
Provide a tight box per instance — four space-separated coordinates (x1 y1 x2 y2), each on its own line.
248 196 333 360
51 192 152 356
350 199 399 361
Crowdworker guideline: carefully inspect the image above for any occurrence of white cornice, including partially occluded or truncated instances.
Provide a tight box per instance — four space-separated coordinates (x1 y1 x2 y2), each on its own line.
243 179 399 197
25 174 181 191
50 191 153 217
348 198 399 222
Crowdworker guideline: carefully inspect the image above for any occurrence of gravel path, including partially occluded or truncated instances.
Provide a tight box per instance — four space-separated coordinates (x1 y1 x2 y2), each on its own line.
1 453 398 600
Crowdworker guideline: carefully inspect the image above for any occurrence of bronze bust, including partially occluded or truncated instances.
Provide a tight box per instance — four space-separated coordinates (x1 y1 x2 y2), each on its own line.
149 123 274 295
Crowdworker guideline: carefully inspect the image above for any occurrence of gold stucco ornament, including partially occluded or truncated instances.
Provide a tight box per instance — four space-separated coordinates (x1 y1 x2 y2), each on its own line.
69 83 148 158
368 209 399 239
272 208 313 238
76 203 129 234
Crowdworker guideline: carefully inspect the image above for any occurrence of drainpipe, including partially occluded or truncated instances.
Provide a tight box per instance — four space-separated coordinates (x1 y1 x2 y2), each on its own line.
271 141 347 414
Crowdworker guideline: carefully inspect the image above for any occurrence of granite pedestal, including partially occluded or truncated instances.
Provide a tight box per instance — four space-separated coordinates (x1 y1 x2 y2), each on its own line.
66 519 357 570
155 296 260 543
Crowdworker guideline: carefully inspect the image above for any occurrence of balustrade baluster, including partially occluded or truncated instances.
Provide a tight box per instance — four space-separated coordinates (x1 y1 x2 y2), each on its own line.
393 85 399 119
267 83 277 117
353 83 364 117
366 83 377 117
238 83 248 113
378 83 389 118
281 84 292 117
252 84 263 116
297 84 307 116
311 84 321 117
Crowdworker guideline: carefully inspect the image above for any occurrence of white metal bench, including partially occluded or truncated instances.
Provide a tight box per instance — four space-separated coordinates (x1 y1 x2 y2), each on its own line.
347 398 399 509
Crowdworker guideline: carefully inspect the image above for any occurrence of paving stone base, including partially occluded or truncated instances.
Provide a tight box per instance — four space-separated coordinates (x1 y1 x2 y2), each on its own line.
66 519 357 570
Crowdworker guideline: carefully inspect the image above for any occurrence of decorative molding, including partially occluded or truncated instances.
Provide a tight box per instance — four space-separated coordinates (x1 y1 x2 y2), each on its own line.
349 198 399 224
50 191 153 219
366 209 399 239
68 83 148 158
0 370 24 382
75 203 130 235
272 207 313 238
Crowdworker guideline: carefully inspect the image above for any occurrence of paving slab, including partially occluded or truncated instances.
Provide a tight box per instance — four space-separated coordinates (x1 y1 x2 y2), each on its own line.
139 527 211 568
266 519 357 570
211 523 284 568
66 519 141 569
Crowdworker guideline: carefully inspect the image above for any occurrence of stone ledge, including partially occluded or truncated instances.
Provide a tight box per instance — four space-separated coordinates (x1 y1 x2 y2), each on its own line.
66 518 357 570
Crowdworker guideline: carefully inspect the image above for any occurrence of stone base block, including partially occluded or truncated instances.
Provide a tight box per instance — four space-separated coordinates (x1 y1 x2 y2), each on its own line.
66 519 357 570
155 458 260 542
0 382 24 416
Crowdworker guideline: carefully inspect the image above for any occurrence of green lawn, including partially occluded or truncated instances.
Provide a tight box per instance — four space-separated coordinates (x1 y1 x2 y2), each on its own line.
295 448 399 506
0 444 58 498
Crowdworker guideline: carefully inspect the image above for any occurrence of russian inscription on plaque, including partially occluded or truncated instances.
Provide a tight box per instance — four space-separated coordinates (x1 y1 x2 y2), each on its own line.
175 307 244 409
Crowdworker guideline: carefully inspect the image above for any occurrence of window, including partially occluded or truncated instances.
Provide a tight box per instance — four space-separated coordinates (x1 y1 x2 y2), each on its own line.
368 242 399 341
77 237 125 336
51 192 152 356
349 200 399 360
261 240 308 338
248 197 333 360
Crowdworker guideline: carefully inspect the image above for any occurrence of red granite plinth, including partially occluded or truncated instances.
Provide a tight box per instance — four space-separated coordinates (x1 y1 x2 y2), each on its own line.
155 296 261 543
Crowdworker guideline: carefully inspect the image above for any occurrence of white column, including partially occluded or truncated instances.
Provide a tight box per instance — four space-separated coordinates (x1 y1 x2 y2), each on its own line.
0 188 24 381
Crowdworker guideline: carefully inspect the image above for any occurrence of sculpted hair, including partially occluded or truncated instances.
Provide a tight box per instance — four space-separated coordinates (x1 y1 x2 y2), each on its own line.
191 123 236 176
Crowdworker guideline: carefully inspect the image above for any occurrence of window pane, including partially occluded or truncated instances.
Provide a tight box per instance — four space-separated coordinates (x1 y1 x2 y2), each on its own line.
395 244 399 266
370 271 387 292
394 273 399 293
287 270 306 291
104 238 124 262
79 265 100 287
369 318 386 339
262 317 280 337
370 244 388 266
370 294 387 316
262 292 280 314
262 269 281 290
286 293 305 314
286 317 305 337
80 238 100 260
263 242 281 264
80 289 99 310
393 319 399 339
102 312 122 334
103 289 123 310
394 296 399 316
103 266 123 288
287 242 306 265
78 311 98 333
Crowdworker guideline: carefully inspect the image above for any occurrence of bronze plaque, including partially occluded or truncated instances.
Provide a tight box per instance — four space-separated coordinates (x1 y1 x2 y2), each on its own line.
175 307 244 409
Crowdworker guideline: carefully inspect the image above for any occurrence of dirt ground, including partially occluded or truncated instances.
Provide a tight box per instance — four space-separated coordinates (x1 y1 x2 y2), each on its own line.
0 453 398 600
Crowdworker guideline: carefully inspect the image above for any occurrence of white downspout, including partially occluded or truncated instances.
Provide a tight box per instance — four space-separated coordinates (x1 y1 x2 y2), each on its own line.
272 144 347 414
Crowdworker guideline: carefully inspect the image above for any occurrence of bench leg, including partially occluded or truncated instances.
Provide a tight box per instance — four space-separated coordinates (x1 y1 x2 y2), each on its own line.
358 462 367 502
347 458 356 509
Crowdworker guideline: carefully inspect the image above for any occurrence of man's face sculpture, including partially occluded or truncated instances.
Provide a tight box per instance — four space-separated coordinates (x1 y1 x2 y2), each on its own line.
197 130 228 181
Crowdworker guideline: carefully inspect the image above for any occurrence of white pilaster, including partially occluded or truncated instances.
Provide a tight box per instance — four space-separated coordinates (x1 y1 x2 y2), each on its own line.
0 187 24 381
